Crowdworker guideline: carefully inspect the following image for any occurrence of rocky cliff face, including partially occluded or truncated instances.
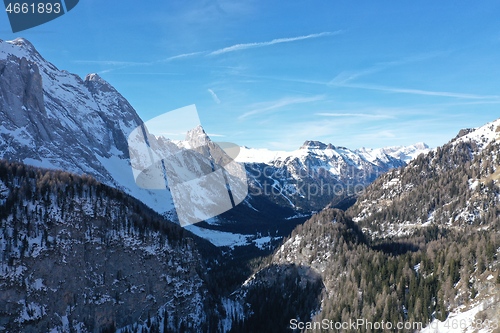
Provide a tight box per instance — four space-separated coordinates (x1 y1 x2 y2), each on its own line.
0 38 175 217
0 38 140 164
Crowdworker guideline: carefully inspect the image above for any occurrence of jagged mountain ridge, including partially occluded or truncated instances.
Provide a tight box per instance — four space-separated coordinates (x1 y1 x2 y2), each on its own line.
239 141 428 213
0 38 137 171
237 141 429 164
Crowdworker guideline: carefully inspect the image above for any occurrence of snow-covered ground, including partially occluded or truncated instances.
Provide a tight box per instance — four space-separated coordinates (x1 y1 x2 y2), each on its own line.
453 118 500 150
184 225 252 248
421 294 499 333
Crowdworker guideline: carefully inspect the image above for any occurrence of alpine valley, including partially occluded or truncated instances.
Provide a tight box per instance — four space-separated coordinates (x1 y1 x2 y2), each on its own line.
0 38 499 332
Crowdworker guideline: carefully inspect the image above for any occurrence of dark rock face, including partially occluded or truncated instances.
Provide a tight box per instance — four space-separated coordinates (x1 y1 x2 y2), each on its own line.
0 55 47 144
300 140 328 150
454 128 475 140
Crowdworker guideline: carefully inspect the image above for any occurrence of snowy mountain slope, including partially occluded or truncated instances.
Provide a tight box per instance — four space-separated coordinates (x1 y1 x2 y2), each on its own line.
344 118 500 330
421 287 500 333
452 117 500 149
234 147 290 164
0 38 175 216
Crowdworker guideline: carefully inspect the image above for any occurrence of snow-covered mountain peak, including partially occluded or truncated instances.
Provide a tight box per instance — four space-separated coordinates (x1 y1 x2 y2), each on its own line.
413 142 429 150
84 73 117 93
2 38 39 58
84 73 108 85
356 142 430 164
85 73 100 81
0 37 175 215
300 140 333 150
8 37 36 51
452 117 500 150
185 125 210 147
1 38 52 71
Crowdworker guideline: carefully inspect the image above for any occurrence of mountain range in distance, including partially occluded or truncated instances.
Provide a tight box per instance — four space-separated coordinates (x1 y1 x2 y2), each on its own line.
0 37 430 248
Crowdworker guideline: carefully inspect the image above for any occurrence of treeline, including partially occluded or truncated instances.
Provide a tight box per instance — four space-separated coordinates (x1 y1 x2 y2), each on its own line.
0 160 218 253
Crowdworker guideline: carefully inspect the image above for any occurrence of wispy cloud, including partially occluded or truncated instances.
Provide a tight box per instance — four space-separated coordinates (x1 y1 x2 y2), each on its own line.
315 112 395 119
74 60 150 74
239 74 328 85
74 60 149 66
325 52 500 100
80 30 341 72
340 83 500 100
247 73 500 101
78 31 340 74
330 52 444 85
209 31 342 56
208 89 221 104
162 51 206 62
77 51 205 74
239 95 324 120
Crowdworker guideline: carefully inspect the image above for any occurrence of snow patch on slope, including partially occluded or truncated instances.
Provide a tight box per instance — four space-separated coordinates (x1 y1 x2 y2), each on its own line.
184 225 251 248
421 294 498 333
454 118 500 150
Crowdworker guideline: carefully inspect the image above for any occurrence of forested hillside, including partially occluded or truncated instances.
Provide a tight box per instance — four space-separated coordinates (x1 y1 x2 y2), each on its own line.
351 128 500 236
260 208 499 332
0 160 224 333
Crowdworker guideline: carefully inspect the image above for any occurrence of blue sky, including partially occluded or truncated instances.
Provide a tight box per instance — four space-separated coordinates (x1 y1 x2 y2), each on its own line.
1 1 500 150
